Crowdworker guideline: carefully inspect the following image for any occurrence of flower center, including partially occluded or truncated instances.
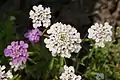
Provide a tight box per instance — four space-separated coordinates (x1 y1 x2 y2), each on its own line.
59 33 67 42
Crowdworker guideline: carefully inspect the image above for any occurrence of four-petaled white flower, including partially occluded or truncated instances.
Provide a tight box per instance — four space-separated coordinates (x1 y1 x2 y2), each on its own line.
88 22 112 47
0 65 13 80
60 65 82 80
29 5 51 28
44 22 82 58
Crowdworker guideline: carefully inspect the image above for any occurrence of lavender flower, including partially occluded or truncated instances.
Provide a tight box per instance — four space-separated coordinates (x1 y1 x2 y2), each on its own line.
24 28 41 43
4 41 29 71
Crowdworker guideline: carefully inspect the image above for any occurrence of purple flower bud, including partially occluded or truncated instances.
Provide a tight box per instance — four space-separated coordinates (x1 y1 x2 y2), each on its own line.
24 29 42 43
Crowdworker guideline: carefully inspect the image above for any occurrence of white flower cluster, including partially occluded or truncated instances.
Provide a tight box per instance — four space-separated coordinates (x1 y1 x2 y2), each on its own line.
96 73 104 80
29 5 51 28
60 65 81 80
44 22 82 58
9 62 25 71
88 22 112 47
0 65 13 80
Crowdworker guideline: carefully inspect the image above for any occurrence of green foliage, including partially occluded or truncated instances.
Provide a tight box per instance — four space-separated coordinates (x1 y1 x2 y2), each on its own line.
0 14 16 66
81 39 120 80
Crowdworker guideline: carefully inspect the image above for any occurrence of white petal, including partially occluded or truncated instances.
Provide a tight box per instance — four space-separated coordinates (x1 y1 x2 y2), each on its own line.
1 66 6 70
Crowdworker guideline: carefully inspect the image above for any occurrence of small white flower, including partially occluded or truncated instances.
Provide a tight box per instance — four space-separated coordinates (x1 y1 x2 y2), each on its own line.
0 65 13 80
96 73 104 80
6 70 13 79
74 75 82 80
64 65 75 74
88 22 112 47
44 22 82 58
60 65 82 80
29 4 51 28
9 62 25 71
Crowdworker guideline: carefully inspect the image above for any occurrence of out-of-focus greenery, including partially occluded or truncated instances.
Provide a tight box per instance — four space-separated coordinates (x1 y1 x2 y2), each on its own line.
0 14 16 65
80 27 120 80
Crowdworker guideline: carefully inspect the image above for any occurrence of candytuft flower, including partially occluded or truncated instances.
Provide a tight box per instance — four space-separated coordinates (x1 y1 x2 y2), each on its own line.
88 22 112 47
0 65 13 80
4 41 29 71
29 4 51 28
44 22 82 58
60 65 82 80
24 28 42 43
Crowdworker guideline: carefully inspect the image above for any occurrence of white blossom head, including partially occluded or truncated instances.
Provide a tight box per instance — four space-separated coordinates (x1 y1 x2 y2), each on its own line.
44 22 82 58
29 5 51 28
88 22 112 47
60 65 82 80
0 65 13 80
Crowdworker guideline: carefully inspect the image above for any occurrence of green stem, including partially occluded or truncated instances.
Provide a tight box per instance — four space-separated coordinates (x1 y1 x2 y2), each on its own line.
88 49 94 58
49 57 55 70
10 74 20 80
44 57 55 80
42 28 48 36
76 61 79 73
43 34 48 37
60 57 64 66
82 38 90 42
31 43 37 50
75 52 80 72
28 58 37 64
63 58 66 65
